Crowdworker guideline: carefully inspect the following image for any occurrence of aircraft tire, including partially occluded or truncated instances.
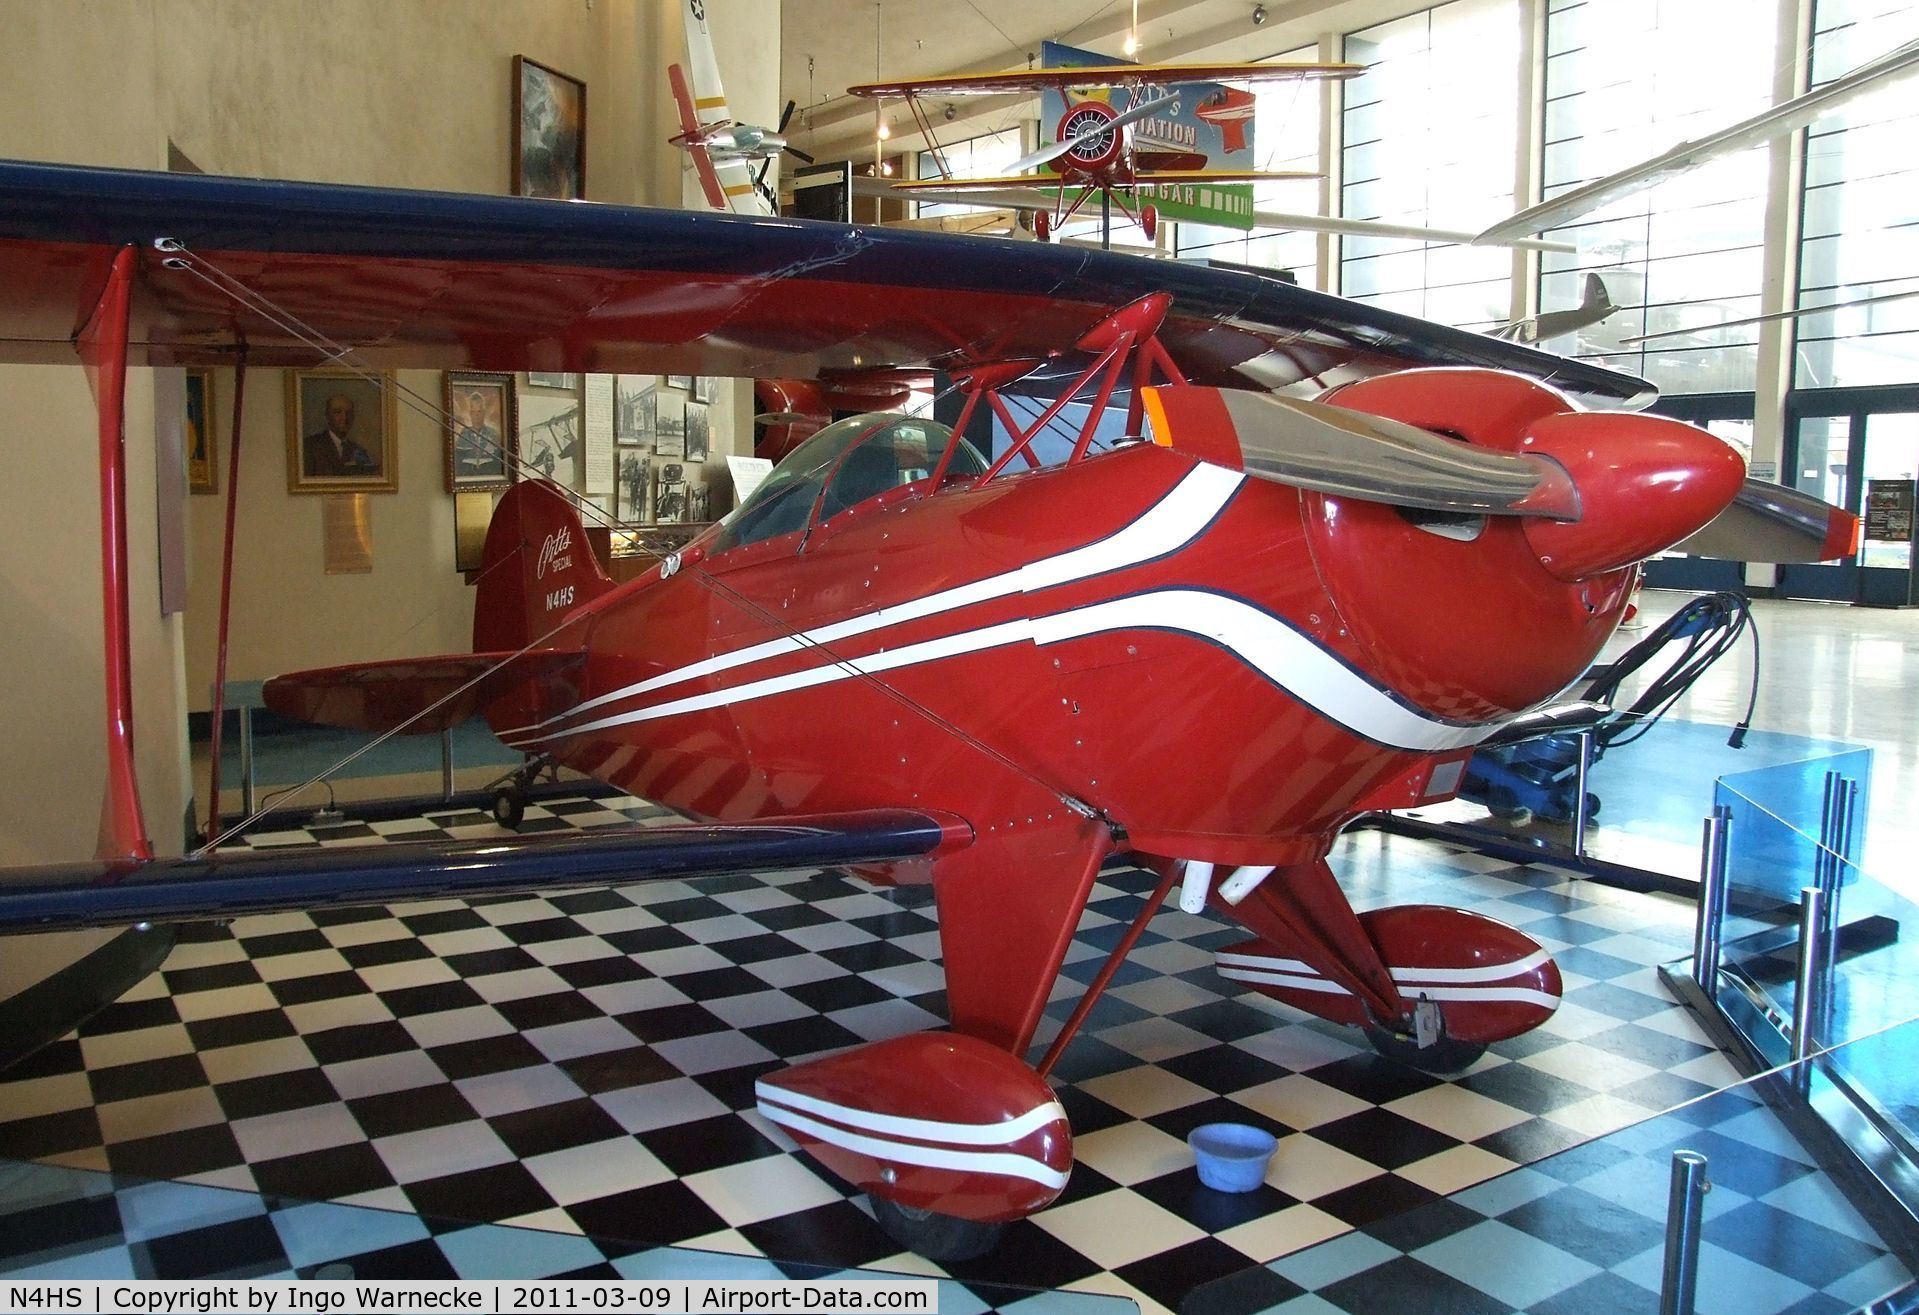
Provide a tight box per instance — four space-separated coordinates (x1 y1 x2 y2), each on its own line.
1141 203 1158 242
1363 1026 1487 1074
491 786 526 831
1034 210 1051 243
869 1195 1004 1262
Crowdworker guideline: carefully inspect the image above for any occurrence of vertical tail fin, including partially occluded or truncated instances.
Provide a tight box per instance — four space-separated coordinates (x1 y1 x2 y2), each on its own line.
473 479 614 653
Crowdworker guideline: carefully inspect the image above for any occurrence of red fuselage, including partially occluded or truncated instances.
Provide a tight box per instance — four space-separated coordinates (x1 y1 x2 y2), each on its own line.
494 438 1630 871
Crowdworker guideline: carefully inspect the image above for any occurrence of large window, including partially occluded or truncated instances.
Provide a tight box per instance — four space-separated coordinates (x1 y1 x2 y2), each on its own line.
1175 46 1324 288
914 127 1024 220
1339 0 1520 328
1795 0 1919 389
1538 0 1777 393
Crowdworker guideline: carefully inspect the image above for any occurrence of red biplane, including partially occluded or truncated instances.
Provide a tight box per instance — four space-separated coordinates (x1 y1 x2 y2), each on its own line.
0 159 1857 1258
847 59 1357 242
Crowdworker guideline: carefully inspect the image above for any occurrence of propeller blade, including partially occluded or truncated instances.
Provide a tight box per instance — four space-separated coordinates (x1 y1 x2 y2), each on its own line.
778 99 797 133
1007 93 1178 173
783 145 816 164
755 157 772 189
1671 478 1861 562
1147 387 1580 518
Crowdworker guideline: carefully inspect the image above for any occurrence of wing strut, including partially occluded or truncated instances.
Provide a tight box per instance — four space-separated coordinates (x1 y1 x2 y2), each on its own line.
947 292 1188 486
204 355 248 843
76 245 150 862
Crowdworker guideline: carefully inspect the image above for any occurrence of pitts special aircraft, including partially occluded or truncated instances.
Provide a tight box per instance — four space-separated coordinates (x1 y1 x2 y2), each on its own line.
0 159 1857 1259
847 59 1356 242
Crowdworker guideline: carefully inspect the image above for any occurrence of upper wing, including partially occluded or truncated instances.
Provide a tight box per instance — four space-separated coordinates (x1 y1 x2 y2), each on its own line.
849 61 1362 98
0 158 1653 407
893 168 1319 195
0 809 969 934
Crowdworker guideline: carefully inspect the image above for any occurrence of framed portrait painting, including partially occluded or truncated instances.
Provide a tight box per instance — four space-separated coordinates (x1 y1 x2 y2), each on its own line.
185 368 216 494
513 56 586 200
444 371 518 492
285 369 398 494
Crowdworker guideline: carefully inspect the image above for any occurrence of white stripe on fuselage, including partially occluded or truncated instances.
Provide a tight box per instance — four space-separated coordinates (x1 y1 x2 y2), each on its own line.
499 463 1245 739
507 587 1499 753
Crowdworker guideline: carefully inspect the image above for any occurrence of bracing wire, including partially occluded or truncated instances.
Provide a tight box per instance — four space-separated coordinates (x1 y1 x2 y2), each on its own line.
171 243 1098 845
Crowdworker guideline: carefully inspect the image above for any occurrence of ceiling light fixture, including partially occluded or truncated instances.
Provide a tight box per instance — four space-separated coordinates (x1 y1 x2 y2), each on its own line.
1124 0 1140 56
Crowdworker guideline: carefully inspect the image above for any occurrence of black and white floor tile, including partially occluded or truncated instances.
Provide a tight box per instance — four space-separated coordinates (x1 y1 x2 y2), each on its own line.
0 795 1895 1313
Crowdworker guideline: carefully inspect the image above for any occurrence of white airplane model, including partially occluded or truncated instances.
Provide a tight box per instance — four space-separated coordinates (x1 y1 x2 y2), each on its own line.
1475 37 1919 245
667 0 810 215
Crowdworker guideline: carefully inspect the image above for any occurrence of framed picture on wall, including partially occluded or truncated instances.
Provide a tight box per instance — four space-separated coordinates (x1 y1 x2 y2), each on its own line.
691 376 715 404
665 374 693 392
284 369 398 494
615 376 654 447
684 401 710 463
513 56 586 200
617 451 650 523
527 372 579 389
185 368 216 494
444 371 518 492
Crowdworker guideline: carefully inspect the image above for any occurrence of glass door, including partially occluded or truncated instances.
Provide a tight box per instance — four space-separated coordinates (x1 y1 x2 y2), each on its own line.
1779 408 1919 605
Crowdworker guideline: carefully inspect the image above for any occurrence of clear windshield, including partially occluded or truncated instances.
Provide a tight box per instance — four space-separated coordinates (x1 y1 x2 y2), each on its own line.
712 413 986 554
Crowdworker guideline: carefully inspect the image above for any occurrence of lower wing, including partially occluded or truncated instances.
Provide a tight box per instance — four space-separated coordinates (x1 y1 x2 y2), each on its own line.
0 809 971 934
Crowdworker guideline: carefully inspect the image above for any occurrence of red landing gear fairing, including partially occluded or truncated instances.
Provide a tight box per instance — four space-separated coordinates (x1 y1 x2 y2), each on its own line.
0 160 1858 1256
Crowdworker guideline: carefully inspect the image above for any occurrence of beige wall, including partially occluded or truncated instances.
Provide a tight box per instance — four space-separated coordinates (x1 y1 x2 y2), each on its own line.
0 0 780 835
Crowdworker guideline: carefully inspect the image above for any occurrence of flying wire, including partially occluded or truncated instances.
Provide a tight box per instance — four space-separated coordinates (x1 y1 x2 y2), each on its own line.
165 243 1101 844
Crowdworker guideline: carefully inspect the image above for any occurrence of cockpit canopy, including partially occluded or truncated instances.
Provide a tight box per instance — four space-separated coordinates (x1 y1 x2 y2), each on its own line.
714 413 988 554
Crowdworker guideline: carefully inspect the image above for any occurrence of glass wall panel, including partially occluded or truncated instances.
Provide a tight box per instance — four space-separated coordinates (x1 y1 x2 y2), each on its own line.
1538 0 1776 393
1338 0 1520 329
1175 46 1324 287
1795 0 1919 389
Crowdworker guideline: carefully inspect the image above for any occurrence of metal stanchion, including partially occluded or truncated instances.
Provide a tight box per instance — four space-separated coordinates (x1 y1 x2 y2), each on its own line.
1570 730 1594 859
1793 884 1827 1065
440 728 456 803
1660 1150 1710 1315
1692 806 1731 992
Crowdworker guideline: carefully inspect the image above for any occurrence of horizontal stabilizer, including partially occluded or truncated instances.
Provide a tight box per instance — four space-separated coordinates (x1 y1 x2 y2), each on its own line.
262 650 582 735
1671 478 1861 563
0 810 969 934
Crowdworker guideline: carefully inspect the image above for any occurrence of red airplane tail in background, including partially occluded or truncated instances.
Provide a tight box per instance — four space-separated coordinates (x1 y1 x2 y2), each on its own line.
262 479 604 739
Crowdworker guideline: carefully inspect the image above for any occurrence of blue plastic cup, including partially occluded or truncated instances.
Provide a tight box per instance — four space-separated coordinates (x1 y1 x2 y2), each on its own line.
1188 1122 1280 1192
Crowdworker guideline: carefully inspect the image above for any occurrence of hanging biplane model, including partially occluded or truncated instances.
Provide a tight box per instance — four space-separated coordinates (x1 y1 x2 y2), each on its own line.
847 57 1358 242
667 0 810 214
0 158 1859 1259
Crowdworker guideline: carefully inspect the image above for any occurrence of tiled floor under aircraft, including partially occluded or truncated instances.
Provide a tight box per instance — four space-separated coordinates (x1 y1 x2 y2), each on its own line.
0 792 1798 1313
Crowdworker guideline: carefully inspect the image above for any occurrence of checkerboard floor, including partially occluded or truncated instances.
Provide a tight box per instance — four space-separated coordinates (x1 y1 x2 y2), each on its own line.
0 795 1866 1313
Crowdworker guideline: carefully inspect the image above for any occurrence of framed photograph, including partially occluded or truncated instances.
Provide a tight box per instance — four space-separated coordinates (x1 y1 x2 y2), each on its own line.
655 461 688 524
690 376 715 404
615 376 654 447
513 56 586 200
185 368 217 494
617 451 651 523
655 388 686 458
444 371 518 492
528 372 579 389
665 374 693 392
688 485 712 523
684 401 710 463
285 369 398 494
519 394 583 488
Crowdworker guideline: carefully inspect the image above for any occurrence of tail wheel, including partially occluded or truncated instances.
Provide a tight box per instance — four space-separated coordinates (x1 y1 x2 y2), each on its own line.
1141 203 1158 242
1033 209 1052 243
490 785 526 831
869 1196 1004 1262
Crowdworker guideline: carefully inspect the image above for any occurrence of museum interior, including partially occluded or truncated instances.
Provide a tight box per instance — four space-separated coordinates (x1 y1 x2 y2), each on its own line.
2 0 1918 1311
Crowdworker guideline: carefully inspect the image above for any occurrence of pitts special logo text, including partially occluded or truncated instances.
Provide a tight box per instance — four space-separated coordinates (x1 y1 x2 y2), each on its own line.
536 526 574 580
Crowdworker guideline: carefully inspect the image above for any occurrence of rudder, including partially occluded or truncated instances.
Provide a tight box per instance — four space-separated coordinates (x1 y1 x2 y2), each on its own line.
474 479 615 653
